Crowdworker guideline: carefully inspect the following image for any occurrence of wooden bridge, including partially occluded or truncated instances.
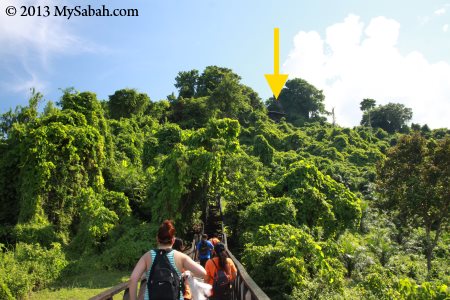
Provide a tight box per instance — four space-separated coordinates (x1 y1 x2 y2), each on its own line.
90 198 270 300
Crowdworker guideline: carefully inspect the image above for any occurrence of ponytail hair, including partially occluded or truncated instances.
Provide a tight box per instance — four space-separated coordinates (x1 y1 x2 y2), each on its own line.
218 250 228 270
157 220 176 244
214 242 228 270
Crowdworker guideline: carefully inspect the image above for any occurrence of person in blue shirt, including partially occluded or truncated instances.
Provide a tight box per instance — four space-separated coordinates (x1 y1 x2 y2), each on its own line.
196 234 214 267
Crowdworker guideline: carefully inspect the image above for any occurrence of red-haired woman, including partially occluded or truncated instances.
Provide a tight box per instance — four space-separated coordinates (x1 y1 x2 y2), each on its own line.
129 220 206 300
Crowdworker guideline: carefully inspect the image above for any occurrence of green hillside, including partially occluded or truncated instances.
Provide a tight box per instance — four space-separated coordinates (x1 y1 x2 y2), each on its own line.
1 66 449 299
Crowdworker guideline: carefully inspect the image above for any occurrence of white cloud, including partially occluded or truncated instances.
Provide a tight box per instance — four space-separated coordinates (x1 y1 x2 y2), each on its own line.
444 24 449 32
434 8 446 15
284 14 450 129
0 0 101 94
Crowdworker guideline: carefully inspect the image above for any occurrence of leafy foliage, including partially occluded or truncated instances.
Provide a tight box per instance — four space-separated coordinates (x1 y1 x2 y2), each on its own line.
267 78 328 125
377 133 450 274
272 160 362 237
108 89 150 119
0 67 448 299
0 243 67 299
239 197 297 232
242 224 345 299
361 102 413 133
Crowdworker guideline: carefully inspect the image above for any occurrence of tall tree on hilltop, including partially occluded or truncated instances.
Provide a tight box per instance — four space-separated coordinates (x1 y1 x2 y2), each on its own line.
108 89 150 119
266 78 327 126
360 98 376 129
361 102 412 133
208 74 252 120
196 66 241 97
174 70 199 99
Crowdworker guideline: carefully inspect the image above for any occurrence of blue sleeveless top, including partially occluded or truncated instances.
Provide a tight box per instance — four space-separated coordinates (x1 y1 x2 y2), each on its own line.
144 249 183 300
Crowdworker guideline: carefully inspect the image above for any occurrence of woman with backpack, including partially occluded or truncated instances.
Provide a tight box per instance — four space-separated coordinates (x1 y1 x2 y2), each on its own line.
129 220 206 300
204 243 237 300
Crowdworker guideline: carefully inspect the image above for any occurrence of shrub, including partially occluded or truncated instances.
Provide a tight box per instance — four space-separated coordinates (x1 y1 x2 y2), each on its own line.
332 135 349 151
13 221 59 247
253 135 274 165
239 197 297 231
100 222 158 270
0 278 14 300
0 242 67 298
358 264 396 299
396 278 449 299
242 224 345 299
387 254 427 282
348 149 369 166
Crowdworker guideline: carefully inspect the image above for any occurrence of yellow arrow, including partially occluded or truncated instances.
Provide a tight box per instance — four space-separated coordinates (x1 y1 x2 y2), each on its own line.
265 28 288 100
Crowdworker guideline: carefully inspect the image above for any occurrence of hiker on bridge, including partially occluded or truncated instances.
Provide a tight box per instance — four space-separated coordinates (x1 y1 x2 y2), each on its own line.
205 243 237 300
129 220 206 300
208 233 221 257
197 234 214 268
209 233 220 247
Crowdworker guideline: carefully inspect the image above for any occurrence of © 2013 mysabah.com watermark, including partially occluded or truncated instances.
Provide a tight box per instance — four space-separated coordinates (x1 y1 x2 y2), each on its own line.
4 4 139 19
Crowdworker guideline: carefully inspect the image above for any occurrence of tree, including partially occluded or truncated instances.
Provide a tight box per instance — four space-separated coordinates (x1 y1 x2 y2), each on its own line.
272 160 361 237
174 70 199 99
253 134 274 165
239 197 297 232
267 78 327 126
377 133 450 275
108 89 150 119
172 66 263 127
59 89 114 158
145 119 241 229
360 98 376 129
361 102 412 133
242 224 344 299
169 97 211 128
331 107 336 127
208 74 252 120
0 88 42 137
196 66 241 97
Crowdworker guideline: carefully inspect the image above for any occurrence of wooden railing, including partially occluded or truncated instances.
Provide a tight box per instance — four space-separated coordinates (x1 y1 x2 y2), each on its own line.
227 249 270 300
90 241 269 300
218 198 270 300
89 273 145 300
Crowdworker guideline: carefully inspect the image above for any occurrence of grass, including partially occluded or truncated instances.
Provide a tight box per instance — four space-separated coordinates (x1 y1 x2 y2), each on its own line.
28 269 131 300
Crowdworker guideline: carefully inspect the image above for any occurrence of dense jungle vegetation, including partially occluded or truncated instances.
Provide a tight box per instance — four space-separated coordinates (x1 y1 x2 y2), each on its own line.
0 66 449 299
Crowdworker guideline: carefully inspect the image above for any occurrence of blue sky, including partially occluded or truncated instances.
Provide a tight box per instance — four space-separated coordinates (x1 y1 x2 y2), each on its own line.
1 0 449 127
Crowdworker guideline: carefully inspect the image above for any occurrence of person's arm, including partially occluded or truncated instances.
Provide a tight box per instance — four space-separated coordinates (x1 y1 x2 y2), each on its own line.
129 253 149 300
208 241 214 250
183 253 206 278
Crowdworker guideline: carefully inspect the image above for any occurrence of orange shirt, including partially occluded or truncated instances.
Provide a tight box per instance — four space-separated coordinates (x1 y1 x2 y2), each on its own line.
204 257 237 286
183 280 191 300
